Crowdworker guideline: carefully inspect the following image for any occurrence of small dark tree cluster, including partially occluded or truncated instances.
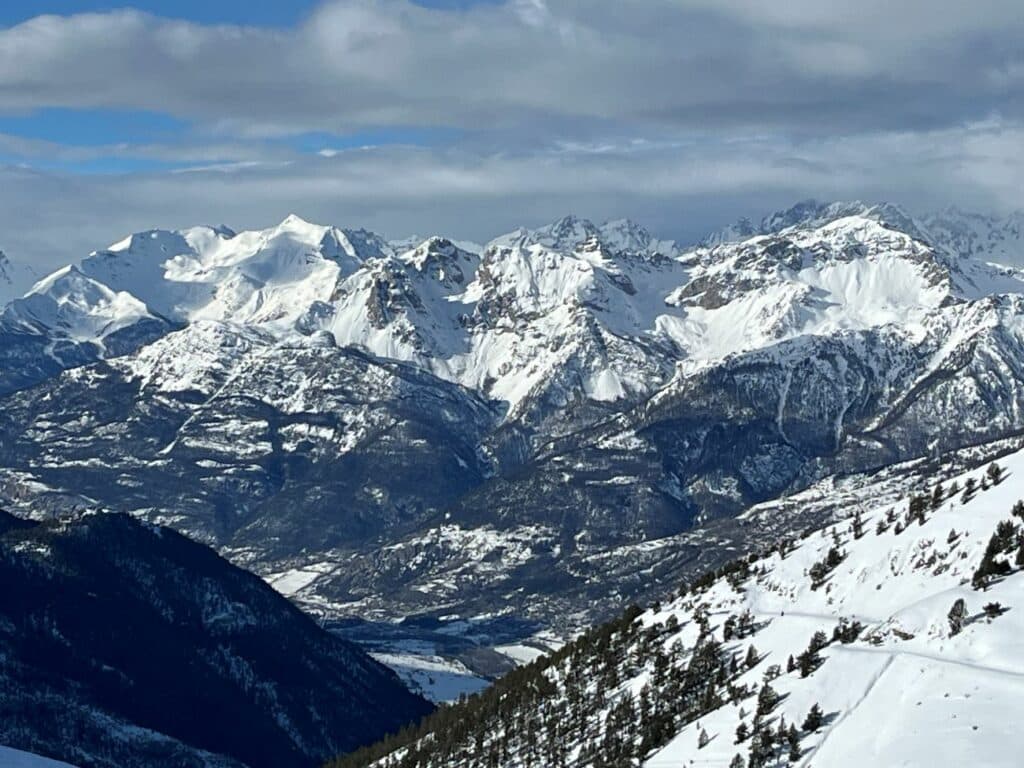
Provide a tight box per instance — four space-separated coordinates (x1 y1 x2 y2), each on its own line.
802 703 824 732
948 598 968 636
962 477 977 504
987 462 1003 486
1012 500 1024 521
972 519 1019 589
850 510 865 540
906 495 929 527
797 630 829 677
809 545 845 589
832 617 863 644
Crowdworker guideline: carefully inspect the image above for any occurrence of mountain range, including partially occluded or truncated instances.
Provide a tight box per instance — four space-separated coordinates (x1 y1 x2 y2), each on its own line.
2 200 1024 671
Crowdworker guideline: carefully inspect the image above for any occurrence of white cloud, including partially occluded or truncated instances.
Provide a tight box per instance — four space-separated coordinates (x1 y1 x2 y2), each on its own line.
0 1 1020 137
0 0 1020 274
1 120 1021 275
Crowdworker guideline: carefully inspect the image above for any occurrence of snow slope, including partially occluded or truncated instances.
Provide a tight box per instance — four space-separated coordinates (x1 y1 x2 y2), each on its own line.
645 450 1024 767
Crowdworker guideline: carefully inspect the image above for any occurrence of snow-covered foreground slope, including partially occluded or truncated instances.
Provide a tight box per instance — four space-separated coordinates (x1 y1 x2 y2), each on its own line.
339 445 1024 768
646 457 1024 767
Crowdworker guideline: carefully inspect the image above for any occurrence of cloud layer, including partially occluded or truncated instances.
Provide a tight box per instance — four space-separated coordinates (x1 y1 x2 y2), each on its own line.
0 0 1021 269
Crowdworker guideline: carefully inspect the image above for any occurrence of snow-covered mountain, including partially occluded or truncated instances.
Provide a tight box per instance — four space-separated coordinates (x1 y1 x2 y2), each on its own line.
336 446 1024 767
921 207 1024 267
3 200 1024 639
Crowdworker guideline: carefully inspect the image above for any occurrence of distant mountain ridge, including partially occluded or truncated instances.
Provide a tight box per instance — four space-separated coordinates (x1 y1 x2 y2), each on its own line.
2 200 1024 637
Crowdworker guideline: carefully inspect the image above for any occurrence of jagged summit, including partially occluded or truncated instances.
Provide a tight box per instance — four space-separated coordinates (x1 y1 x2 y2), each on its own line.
705 199 929 247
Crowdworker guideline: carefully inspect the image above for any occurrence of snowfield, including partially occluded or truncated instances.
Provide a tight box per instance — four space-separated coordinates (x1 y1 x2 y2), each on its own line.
645 449 1024 766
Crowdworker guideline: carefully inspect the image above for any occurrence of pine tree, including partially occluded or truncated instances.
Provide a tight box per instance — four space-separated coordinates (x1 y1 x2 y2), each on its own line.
698 728 710 749
962 477 977 504
1013 500 1024 521
745 644 759 669
802 703 824 732
786 654 796 673
908 494 928 525
736 722 749 744
987 462 1003 486
931 483 944 509
787 724 801 762
730 755 747 768
851 510 865 539
723 614 737 641
756 682 778 716
984 602 1004 618
747 728 774 768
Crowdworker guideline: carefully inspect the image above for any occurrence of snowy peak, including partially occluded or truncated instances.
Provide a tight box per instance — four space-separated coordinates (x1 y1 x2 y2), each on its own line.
921 207 1024 268
706 199 930 247
490 215 677 260
6 201 1024 412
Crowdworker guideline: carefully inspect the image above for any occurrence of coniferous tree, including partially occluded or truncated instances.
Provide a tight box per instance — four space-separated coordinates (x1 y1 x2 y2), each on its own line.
745 644 759 670
730 754 747 768
962 477 977 504
755 682 778 717
802 703 824 732
908 495 928 525
1012 500 1024 521
987 462 1003 486
736 722 749 744
786 724 801 762
851 510 865 539
983 602 1004 618
931 483 944 509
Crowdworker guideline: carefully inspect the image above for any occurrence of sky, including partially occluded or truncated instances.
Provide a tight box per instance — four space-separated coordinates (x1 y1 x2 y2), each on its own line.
0 0 1022 272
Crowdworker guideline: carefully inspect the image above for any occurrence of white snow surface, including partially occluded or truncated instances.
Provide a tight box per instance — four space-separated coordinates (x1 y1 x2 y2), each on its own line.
9 203 1023 418
370 652 490 704
640 448 1024 767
